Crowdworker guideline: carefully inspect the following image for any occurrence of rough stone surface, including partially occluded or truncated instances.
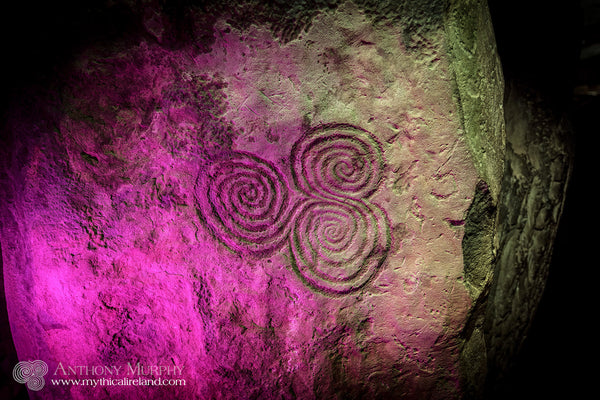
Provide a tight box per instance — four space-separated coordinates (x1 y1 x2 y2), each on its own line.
0 1 569 399
482 80 573 395
446 0 506 202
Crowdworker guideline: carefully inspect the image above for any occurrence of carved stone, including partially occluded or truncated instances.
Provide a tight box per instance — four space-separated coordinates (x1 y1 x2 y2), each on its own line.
0 1 570 399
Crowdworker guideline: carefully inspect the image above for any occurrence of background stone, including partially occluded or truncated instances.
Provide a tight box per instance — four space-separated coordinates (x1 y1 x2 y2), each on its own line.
0 1 582 399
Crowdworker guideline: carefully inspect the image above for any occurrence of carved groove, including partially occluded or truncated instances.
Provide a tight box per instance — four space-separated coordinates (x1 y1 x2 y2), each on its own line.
195 151 294 256
195 124 390 296
290 199 390 296
291 123 385 200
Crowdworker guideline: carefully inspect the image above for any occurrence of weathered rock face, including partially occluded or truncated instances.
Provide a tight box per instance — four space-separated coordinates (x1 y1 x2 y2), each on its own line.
0 1 569 399
481 80 573 396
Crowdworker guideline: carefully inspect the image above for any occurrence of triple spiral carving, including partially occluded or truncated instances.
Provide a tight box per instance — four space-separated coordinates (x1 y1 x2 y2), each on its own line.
195 123 390 296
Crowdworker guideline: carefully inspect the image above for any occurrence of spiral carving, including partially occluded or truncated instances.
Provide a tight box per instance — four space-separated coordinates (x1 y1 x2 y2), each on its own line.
291 123 385 200
195 123 390 296
195 151 293 256
290 199 390 295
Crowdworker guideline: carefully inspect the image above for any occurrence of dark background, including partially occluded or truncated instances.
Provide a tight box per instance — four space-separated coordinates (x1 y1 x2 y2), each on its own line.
488 0 597 398
1 1 596 398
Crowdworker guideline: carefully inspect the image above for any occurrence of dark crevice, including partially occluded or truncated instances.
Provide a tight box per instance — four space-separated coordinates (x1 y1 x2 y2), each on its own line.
0 245 30 400
462 180 497 299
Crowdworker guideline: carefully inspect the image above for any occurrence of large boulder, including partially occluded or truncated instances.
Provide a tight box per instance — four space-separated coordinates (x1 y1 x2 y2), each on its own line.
0 1 570 399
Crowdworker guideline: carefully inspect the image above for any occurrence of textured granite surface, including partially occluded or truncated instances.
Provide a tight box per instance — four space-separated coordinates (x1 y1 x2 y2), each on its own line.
0 1 571 399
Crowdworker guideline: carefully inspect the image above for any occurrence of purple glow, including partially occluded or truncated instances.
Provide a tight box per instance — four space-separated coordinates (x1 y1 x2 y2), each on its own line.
1 3 481 399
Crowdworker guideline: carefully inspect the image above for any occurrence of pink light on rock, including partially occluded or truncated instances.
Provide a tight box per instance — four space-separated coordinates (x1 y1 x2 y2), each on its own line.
0 1 516 399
